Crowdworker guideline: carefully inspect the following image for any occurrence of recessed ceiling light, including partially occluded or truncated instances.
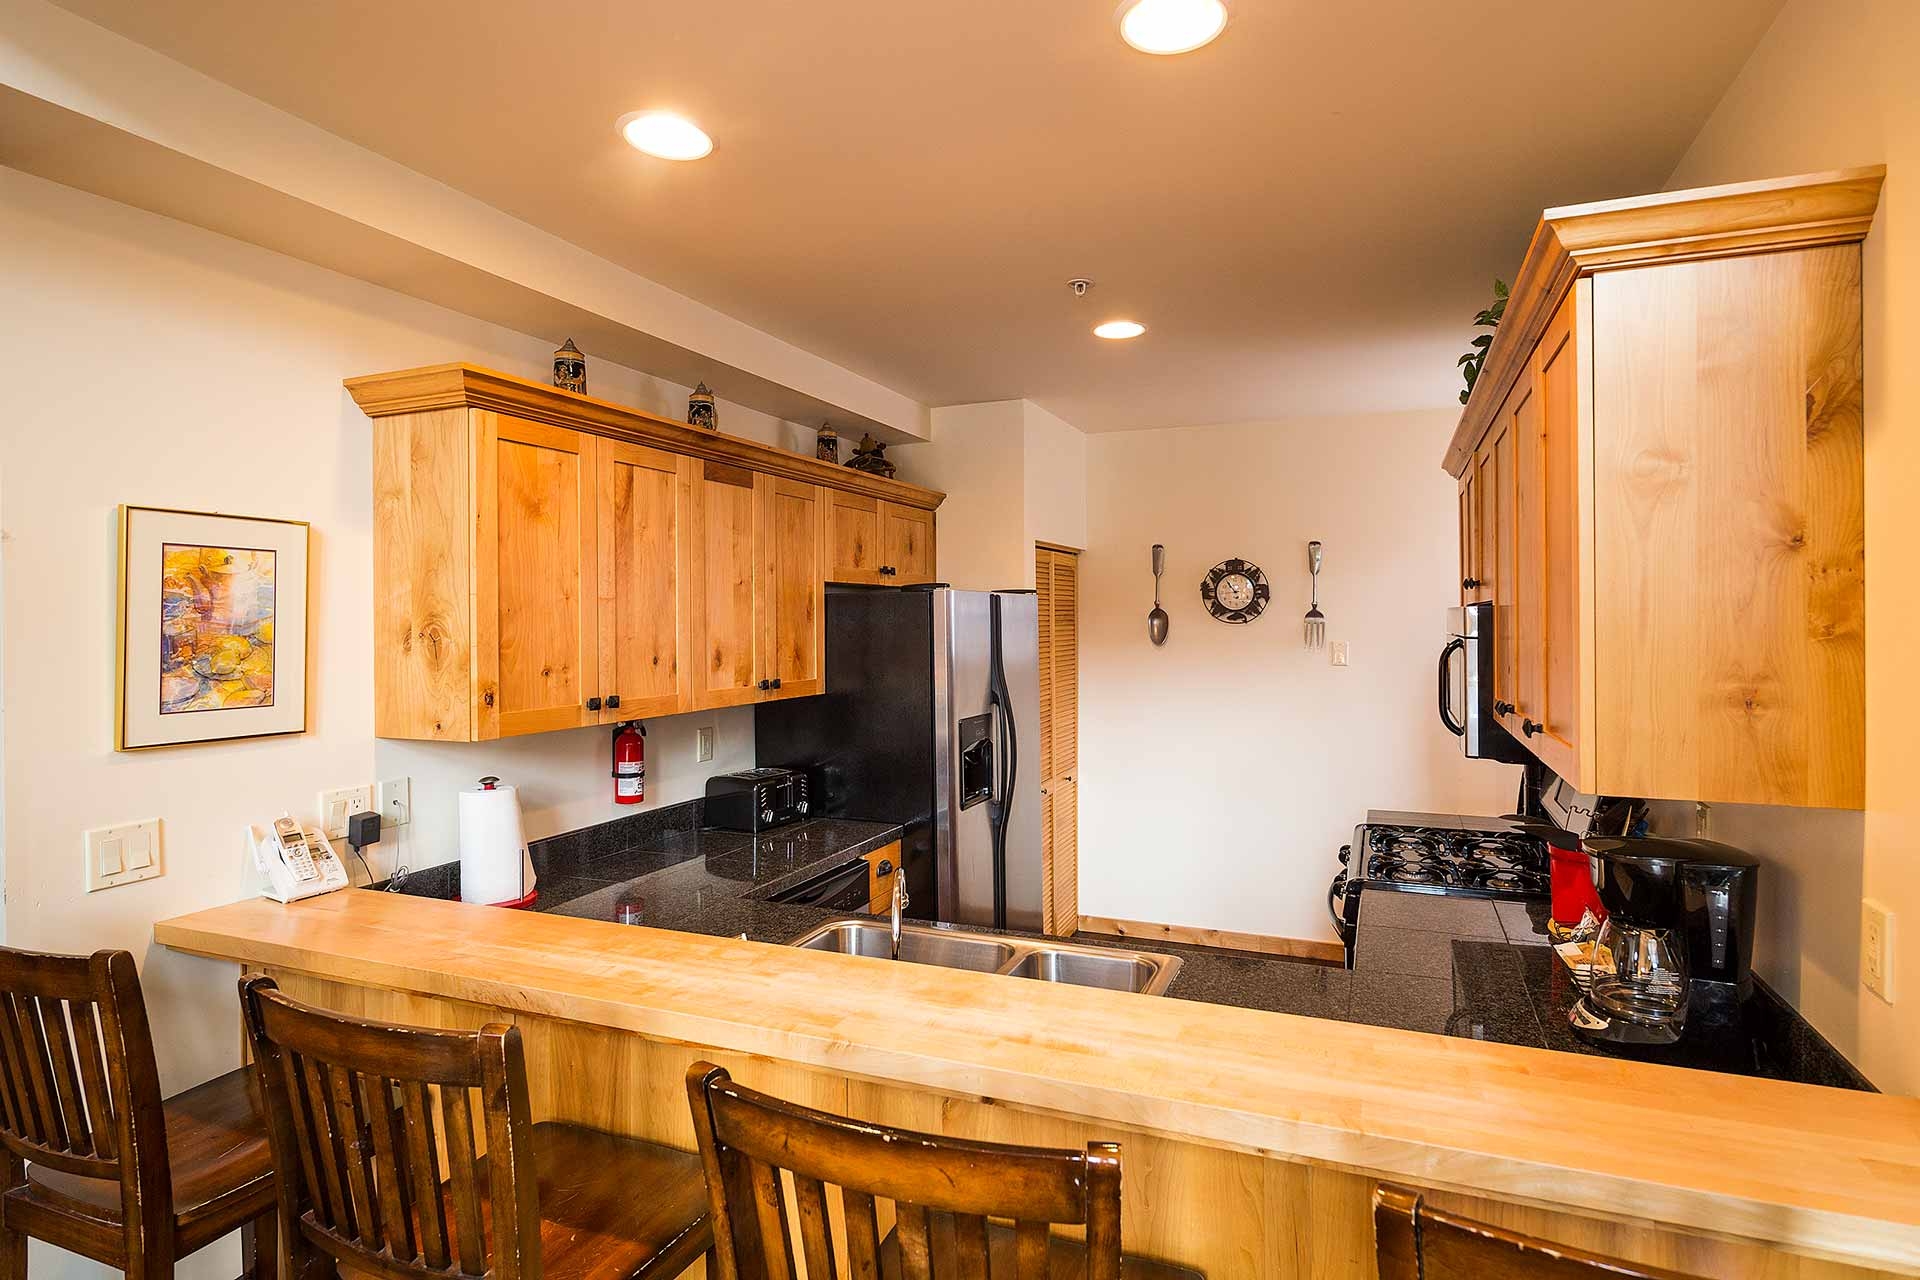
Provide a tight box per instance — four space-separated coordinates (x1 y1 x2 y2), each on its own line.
1094 320 1147 340
618 111 713 161
1117 0 1229 54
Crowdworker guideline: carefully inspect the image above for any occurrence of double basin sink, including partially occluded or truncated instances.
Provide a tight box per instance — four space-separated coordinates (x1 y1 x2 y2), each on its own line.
788 918 1183 996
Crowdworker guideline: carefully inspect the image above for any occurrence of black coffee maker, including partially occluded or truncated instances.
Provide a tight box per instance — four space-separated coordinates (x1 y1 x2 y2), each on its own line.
1571 837 1760 1046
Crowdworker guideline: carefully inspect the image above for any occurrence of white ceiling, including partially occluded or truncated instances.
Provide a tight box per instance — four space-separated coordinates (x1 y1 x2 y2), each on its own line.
52 0 1781 432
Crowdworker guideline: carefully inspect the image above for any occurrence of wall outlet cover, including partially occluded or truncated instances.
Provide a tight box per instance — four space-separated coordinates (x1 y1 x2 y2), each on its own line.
1330 641 1350 667
378 777 412 828
319 785 374 839
1862 899 1894 1002
696 726 715 763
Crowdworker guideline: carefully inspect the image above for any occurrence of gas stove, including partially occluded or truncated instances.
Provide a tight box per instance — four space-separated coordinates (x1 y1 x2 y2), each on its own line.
1329 814 1552 967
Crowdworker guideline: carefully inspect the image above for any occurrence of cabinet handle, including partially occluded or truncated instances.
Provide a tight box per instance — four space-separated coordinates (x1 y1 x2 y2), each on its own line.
756 680 771 691
1522 718 1543 738
606 695 620 709
881 565 895 577
1462 577 1481 590
1493 700 1514 716
876 859 893 877
586 696 602 711
771 678 783 690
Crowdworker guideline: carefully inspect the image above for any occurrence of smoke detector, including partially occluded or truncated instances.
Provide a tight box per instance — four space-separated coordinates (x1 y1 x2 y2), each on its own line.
1068 278 1094 298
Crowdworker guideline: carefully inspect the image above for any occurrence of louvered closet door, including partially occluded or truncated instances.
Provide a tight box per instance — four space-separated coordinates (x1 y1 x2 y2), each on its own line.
1035 545 1080 936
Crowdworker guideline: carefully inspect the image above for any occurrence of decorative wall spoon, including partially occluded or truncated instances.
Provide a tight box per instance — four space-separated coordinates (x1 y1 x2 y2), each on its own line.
1148 544 1169 646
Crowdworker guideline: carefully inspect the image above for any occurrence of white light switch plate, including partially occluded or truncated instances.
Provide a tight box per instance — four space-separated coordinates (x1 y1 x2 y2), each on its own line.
85 819 162 892
1863 899 1894 1002
696 726 715 763
378 777 412 828
1330 641 1350 667
319 785 373 839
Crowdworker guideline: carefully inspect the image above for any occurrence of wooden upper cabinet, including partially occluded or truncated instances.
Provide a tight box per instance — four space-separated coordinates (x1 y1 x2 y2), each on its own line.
1444 167 1879 808
596 441 691 721
354 364 944 740
760 476 825 699
884 504 937 584
826 490 887 584
476 413 598 738
827 493 936 585
687 461 762 709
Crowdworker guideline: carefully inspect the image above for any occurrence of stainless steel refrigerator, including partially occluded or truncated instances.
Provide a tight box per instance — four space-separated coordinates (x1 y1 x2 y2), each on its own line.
753 586 1043 930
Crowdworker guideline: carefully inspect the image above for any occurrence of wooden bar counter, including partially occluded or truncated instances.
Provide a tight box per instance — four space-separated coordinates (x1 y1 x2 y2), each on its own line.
155 890 1920 1278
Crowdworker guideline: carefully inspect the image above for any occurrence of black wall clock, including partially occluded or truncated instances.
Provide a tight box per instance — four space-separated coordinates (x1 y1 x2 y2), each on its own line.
1200 558 1270 624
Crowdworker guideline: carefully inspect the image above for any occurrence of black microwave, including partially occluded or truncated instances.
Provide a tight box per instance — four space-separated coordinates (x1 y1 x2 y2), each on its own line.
1439 603 1531 764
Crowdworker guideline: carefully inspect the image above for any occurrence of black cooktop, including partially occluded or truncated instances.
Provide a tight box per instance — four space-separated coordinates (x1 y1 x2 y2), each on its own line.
1350 823 1550 899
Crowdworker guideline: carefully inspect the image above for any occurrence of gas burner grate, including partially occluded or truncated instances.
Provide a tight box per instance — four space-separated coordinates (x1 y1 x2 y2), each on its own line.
1356 823 1550 898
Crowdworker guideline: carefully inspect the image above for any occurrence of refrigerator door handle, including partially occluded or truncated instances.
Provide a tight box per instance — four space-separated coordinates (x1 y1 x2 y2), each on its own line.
985 595 1017 930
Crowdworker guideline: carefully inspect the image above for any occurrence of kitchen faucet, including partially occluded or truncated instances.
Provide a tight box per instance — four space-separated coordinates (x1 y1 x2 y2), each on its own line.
890 866 910 960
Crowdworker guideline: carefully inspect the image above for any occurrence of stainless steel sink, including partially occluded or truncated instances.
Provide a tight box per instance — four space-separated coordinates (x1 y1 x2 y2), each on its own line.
787 919 1182 996
791 919 1016 972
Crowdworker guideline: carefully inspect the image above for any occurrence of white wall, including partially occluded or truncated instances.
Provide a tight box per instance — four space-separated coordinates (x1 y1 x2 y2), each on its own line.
0 167 794 1278
892 399 1090 590
1652 0 1919 1094
1078 411 1517 939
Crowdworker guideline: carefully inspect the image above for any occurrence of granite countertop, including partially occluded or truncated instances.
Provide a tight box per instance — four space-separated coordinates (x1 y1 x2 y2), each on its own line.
376 802 1862 1090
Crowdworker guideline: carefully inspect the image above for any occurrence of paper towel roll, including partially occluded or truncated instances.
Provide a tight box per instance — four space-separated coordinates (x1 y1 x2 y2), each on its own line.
458 780 536 906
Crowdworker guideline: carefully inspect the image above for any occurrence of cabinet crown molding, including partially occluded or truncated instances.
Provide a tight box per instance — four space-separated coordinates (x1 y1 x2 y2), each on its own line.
346 362 944 510
1445 165 1884 477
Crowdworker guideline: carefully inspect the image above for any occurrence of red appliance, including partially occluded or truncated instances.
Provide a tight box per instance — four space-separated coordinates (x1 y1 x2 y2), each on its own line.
1546 830 1605 930
612 722 645 804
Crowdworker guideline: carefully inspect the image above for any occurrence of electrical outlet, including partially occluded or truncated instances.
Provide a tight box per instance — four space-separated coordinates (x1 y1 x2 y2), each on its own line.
319 785 373 839
1330 641 1349 667
1694 802 1713 837
1863 899 1894 1002
696 726 715 763
84 819 163 892
378 777 412 828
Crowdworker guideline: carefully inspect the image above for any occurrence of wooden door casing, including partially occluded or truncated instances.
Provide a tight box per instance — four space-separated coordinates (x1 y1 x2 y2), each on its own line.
688 460 762 709
596 440 691 721
826 490 887 585
474 412 597 738
761 476 826 700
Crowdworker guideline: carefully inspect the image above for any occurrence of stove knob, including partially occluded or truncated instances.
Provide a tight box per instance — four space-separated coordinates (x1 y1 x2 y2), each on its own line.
796 799 809 815
1337 844 1352 866
760 808 774 826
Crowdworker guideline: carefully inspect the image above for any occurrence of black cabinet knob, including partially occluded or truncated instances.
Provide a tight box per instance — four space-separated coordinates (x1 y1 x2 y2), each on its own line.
606 695 621 709
1522 718 1543 738
1493 700 1514 716
771 677 783 689
586 696 602 711
1462 577 1481 590
877 859 893 877
756 679 771 691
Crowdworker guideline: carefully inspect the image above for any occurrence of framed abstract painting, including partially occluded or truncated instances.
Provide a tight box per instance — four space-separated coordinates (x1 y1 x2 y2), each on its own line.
116 505 310 750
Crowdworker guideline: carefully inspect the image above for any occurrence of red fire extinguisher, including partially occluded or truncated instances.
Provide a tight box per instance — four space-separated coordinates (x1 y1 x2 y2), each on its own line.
612 721 645 805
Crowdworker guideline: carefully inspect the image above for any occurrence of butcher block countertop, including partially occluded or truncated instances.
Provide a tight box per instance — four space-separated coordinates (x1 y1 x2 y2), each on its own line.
155 889 1920 1273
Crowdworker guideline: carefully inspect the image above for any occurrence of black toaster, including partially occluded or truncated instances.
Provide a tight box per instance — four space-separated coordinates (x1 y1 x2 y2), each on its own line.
703 768 810 832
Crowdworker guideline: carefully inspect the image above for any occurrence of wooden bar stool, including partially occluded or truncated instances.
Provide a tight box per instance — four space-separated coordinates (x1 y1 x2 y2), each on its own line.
238 975 712 1280
1373 1186 1702 1279
0 946 276 1280
686 1062 1202 1280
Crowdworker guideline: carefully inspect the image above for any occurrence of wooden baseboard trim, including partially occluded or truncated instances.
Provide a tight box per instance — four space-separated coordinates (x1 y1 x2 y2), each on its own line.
1076 915 1345 963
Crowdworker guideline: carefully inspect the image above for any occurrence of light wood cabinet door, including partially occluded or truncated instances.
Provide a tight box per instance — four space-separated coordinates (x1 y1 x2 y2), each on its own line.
596 440 691 721
1470 439 1498 604
826 490 887 584
884 504 937 584
760 477 826 699
1530 292 1584 782
687 461 762 709
474 413 598 738
1488 413 1518 713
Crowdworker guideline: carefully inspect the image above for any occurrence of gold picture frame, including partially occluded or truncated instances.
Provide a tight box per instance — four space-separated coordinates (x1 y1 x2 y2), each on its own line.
115 505 312 751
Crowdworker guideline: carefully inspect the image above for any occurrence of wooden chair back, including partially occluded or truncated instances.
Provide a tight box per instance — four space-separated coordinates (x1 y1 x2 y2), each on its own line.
1373 1186 1702 1280
239 976 542 1280
0 946 172 1267
686 1062 1122 1280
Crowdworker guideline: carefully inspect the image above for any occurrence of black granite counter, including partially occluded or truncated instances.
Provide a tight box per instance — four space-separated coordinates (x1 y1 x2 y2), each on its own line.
371 801 1866 1090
